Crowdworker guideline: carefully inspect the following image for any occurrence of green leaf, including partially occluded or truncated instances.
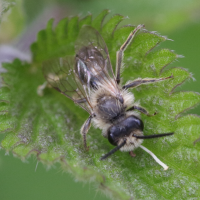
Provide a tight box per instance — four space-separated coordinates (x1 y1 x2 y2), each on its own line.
101 14 125 36
92 9 110 31
0 1 25 41
79 14 92 27
1 11 200 199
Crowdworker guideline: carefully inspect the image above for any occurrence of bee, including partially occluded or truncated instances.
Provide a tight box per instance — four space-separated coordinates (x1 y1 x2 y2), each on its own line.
43 25 174 170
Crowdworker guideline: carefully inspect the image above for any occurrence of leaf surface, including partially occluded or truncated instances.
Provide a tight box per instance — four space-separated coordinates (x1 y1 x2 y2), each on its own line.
1 11 200 200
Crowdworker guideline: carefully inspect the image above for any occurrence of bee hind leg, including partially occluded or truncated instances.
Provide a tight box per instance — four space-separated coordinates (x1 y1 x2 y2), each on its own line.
115 25 144 84
122 75 173 90
127 105 156 117
80 115 94 150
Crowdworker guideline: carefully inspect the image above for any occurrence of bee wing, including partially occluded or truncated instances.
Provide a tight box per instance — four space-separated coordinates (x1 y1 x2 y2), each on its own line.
43 56 93 114
75 26 119 93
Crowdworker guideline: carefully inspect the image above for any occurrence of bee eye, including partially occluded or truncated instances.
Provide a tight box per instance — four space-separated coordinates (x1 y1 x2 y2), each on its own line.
108 128 119 146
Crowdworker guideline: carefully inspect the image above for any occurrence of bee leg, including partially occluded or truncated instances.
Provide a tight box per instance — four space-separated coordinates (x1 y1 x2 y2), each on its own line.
127 105 156 117
80 115 94 150
122 75 173 89
116 25 144 84
129 151 136 157
100 139 127 160
37 81 47 96
194 137 200 145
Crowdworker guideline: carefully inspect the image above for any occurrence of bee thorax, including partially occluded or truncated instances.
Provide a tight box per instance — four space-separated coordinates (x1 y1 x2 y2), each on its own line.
94 95 125 123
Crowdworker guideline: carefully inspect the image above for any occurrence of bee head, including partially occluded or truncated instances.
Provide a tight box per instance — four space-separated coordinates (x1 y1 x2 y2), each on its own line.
108 115 144 146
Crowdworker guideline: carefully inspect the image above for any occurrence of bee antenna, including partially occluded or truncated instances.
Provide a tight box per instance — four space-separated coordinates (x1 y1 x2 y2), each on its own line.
100 139 127 160
133 132 174 139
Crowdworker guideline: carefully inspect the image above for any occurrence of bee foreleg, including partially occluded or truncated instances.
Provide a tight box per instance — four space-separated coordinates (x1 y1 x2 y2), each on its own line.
116 25 144 84
127 105 156 116
100 139 127 160
122 75 173 89
80 115 94 150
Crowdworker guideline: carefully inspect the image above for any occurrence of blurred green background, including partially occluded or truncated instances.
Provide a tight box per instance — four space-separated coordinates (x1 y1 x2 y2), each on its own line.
0 0 200 200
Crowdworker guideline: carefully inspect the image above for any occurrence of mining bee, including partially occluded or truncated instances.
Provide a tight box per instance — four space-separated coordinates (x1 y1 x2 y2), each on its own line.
43 24 174 170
